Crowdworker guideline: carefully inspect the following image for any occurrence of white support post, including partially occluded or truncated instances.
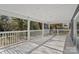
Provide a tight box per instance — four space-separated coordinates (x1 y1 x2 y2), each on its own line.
49 24 50 34
73 18 77 46
42 23 44 39
27 20 30 40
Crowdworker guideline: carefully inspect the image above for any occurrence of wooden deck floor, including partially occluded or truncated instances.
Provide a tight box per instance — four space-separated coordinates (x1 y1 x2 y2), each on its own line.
0 35 67 54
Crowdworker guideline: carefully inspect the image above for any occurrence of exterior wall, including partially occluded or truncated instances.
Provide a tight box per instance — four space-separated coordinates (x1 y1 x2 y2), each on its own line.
71 5 79 45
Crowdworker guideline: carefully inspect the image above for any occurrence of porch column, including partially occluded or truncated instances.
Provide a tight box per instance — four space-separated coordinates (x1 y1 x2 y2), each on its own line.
73 17 77 45
42 23 44 39
27 20 30 40
49 24 50 34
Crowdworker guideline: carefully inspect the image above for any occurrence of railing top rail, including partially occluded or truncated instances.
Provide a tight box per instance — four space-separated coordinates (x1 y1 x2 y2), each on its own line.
0 30 28 34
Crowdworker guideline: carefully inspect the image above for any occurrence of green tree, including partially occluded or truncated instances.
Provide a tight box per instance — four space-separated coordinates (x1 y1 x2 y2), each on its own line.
0 15 10 31
30 21 41 30
11 17 27 30
12 17 20 30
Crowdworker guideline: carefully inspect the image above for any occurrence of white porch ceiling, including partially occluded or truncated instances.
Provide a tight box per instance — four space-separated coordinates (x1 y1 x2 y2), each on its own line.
0 4 77 24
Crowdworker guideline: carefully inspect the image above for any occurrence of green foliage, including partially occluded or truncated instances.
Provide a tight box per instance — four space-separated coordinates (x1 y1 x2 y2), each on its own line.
0 15 28 31
23 20 27 30
0 15 9 31
11 17 23 30
10 17 28 31
30 21 42 30
0 15 42 31
0 20 3 31
50 23 64 29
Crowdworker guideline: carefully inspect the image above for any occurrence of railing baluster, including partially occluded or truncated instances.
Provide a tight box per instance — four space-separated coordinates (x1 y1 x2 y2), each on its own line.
16 32 18 42
8 33 10 45
16 32 17 43
4 33 6 46
13 33 14 43
1 34 2 46
12 33 14 44
6 33 8 45
11 33 12 44
10 33 12 44
13 33 15 43
12 33 14 43
0 30 27 48
0 34 1 47
2 33 3 47
14 33 15 43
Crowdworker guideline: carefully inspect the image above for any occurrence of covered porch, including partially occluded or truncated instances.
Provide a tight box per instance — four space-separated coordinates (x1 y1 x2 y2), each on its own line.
0 4 78 54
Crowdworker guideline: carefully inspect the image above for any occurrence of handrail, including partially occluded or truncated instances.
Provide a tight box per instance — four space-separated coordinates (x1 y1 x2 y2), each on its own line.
0 30 28 34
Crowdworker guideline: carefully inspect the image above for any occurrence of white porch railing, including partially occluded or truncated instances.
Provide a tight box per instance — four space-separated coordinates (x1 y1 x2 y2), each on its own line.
0 30 27 48
0 29 70 48
48 29 70 35
56 29 70 35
